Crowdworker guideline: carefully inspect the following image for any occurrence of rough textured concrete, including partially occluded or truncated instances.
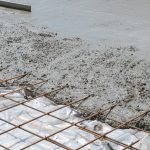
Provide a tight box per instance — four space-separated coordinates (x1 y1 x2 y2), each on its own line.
0 21 150 130
0 1 150 130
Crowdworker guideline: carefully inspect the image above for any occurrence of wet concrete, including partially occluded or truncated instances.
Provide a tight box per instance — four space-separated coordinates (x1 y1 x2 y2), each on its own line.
2 0 150 54
0 0 150 130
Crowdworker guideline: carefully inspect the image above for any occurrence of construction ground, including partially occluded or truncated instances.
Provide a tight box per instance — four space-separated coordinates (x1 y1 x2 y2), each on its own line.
0 0 150 150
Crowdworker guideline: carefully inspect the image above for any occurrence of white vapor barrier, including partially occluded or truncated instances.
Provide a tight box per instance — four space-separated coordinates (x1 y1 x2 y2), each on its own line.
0 88 150 150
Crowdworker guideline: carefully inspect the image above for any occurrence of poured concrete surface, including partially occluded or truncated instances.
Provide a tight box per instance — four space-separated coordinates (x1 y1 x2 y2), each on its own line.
1 0 150 54
0 1 150 130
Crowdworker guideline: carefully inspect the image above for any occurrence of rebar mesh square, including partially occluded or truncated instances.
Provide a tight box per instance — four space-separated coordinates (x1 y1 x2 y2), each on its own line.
0 105 42 125
50 126 97 149
25 97 61 113
107 129 140 146
22 115 70 137
5 91 26 103
51 107 81 123
0 120 14 134
79 139 109 150
0 128 40 150
0 97 17 111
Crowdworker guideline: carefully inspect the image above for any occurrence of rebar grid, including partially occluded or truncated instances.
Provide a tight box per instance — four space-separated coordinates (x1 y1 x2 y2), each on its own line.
0 73 150 150
76 110 150 150
122 140 140 150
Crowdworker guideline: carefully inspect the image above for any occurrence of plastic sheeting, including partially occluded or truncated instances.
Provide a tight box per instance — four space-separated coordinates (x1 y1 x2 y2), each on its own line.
0 88 149 150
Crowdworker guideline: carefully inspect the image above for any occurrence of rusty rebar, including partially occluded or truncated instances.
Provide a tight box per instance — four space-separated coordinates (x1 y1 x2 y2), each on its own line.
76 125 139 150
1 74 150 150
20 103 116 150
122 139 140 150
0 79 48 97
0 85 66 112
0 73 29 83
76 110 150 149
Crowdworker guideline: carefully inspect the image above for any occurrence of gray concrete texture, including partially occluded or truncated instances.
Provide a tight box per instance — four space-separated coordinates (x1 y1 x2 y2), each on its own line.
0 0 150 130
